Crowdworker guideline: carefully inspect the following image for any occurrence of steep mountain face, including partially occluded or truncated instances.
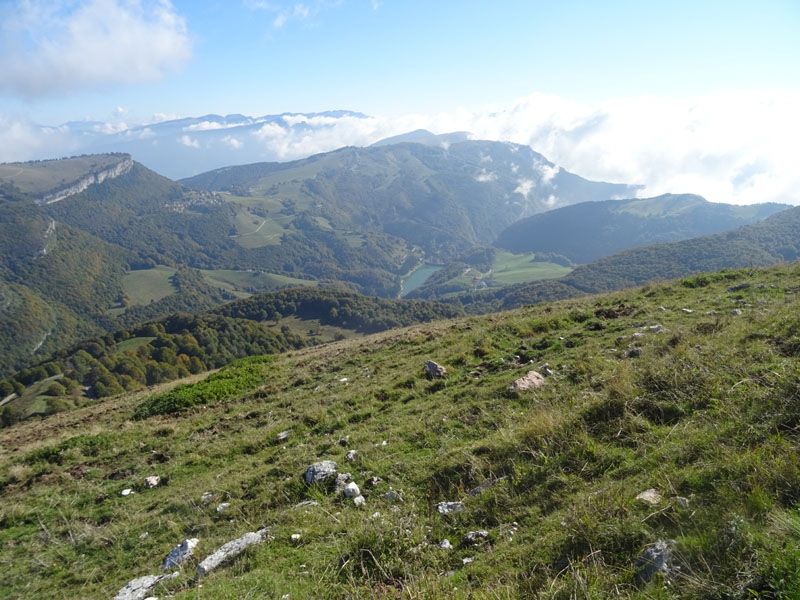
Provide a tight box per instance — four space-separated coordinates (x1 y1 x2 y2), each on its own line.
182 140 640 260
494 194 788 263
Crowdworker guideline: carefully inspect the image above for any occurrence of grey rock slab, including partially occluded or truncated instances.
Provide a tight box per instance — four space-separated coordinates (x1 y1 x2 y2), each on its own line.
197 529 270 577
382 490 402 502
215 502 230 513
113 573 177 600
731 308 743 315
463 530 489 545
634 539 672 586
162 538 199 571
424 360 447 378
508 370 545 391
436 501 465 515
277 429 291 442
727 283 751 292
303 461 338 485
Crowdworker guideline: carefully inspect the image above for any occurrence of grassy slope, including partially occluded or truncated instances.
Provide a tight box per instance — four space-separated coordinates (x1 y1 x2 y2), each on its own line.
3 265 800 598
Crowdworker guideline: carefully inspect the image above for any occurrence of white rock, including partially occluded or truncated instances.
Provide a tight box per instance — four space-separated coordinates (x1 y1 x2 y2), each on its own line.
339 377 348 383
439 539 453 550
436 501 465 515
681 308 693 314
463 530 489 544
291 533 301 543
121 488 134 496
162 538 199 571
144 476 160 489
382 490 401 502
201 492 214 505
277 429 291 442
462 557 474 565
216 502 230 513
674 496 690 509
345 449 358 462
139 532 149 539
635 489 662 506
648 324 665 333
342 482 360 498
197 529 270 577
113 573 177 600
353 495 366 507
508 370 545 391
424 360 447 378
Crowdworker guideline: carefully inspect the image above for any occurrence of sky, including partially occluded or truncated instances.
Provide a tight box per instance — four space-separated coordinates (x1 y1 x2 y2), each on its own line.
1 0 799 204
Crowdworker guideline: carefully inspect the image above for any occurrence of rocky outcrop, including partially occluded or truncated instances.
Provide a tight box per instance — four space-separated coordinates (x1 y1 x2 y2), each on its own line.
36 156 133 205
303 461 338 485
113 573 177 600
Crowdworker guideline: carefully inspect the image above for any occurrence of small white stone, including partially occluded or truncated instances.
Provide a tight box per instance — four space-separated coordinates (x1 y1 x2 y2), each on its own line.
343 482 360 498
345 449 358 462
144 475 160 489
353 495 366 507
681 308 693 314
201 492 214 505
139 532 149 539
339 377 348 382
439 539 453 550
462 557 474 565
291 533 301 543
674 496 690 508
216 502 231 513
635 489 662 506
121 488 133 496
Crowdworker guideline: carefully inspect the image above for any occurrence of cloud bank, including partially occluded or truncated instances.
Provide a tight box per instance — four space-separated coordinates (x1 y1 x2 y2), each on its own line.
0 0 192 97
1 91 798 205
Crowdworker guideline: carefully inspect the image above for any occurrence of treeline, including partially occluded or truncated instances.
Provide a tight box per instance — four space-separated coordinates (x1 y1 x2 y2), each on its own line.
0 313 307 427
212 286 464 333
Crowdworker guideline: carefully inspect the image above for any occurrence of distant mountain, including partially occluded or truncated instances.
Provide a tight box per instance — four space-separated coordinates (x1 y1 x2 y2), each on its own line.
182 139 641 260
29 111 371 179
458 205 800 311
371 129 472 147
494 194 788 263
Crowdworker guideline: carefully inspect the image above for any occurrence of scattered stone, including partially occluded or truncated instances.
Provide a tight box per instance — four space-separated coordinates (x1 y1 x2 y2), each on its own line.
144 475 161 489
462 557 474 565
197 529 270 577
113 573 178 600
121 488 134 496
380 440 388 446
277 429 291 442
705 310 717 315
292 500 319 509
634 540 672 586
162 538 199 571
674 496 690 509
365 476 383 488
727 283 751 292
631 331 644 338
627 348 643 358
681 308 693 314
731 308 743 315
139 532 149 539
648 324 665 333
291 533 301 543
468 477 507 496
334 473 352 494
303 461 338 485
353 495 366 507
635 489 662 506
508 370 545 391
757 284 766 289
342 482 361 498
463 530 489 545
658 306 666 311
383 490 401 502
436 501 465 515
424 360 447 378
339 377 348 383
439 539 453 550
345 449 358 462
201 492 214 505
216 502 230 513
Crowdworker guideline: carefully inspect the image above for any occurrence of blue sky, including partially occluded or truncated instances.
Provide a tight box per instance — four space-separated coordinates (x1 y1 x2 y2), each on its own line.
0 0 799 205
1 0 798 122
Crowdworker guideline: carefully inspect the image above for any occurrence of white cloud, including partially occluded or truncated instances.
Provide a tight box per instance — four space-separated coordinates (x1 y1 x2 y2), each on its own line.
475 169 497 183
222 135 243 149
0 0 192 97
535 161 560 185
178 135 199 148
514 178 534 199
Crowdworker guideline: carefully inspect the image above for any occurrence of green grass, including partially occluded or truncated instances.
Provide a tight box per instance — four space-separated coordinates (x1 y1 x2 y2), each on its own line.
3 264 800 598
490 250 572 285
201 269 311 294
121 266 178 306
114 337 157 354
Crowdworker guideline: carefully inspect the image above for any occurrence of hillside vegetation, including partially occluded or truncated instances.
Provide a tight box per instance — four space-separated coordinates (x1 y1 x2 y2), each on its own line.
494 194 787 264
2 264 800 598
